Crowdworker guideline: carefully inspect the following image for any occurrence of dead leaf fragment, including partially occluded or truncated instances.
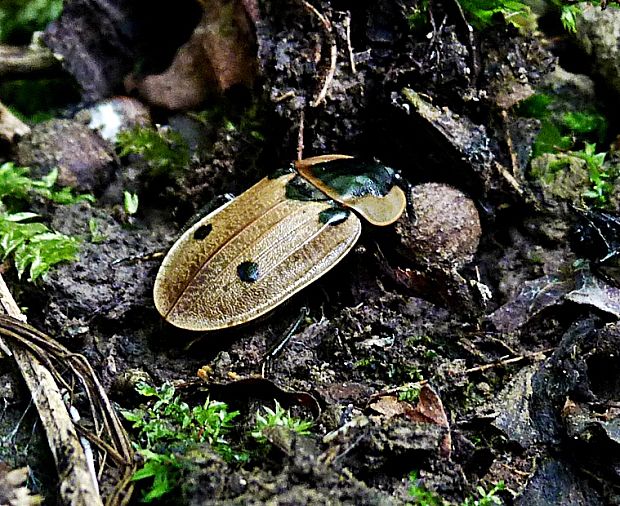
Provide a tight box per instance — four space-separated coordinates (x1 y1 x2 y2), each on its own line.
368 385 451 459
127 0 257 110
0 101 30 143
565 271 620 319
199 375 321 419
368 395 409 418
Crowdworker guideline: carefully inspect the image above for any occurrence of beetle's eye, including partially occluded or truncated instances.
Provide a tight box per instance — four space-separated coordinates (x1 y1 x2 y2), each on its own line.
193 223 213 240
237 261 260 283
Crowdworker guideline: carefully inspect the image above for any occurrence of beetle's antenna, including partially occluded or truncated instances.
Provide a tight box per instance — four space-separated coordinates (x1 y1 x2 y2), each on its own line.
394 172 416 224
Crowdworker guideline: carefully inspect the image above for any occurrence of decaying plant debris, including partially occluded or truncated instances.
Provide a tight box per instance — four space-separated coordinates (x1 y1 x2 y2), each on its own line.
1 0 620 504
0 274 135 505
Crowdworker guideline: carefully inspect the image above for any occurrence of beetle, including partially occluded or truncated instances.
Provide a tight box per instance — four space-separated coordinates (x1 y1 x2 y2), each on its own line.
153 154 407 331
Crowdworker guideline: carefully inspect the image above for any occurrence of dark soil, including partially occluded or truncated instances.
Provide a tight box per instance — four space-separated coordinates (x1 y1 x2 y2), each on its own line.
2 0 620 504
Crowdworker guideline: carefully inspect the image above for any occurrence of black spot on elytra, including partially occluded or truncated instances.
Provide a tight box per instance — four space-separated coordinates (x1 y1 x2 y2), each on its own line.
237 261 260 283
193 223 213 240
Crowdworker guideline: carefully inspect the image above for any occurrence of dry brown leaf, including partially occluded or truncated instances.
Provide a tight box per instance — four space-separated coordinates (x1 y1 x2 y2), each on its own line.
369 385 451 459
126 0 257 110
368 395 410 418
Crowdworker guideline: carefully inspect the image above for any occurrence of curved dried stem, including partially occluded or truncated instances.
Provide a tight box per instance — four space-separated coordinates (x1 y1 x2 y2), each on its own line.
299 0 337 107
0 275 135 506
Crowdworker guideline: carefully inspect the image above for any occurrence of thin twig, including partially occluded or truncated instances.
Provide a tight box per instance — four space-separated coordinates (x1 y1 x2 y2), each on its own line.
463 347 553 374
261 307 309 377
445 0 479 84
343 12 356 73
500 109 521 179
494 160 524 197
311 38 337 107
300 0 331 31
369 347 554 401
297 109 305 160
273 90 295 103
300 0 337 107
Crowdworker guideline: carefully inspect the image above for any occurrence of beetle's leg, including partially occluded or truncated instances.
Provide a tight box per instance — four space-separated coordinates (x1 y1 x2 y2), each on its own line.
394 173 416 224
260 307 309 377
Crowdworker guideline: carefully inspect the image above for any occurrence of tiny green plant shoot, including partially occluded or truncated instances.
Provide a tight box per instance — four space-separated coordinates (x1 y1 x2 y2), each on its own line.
407 471 506 506
251 401 314 444
123 191 139 215
462 482 506 506
518 92 617 208
575 143 618 207
398 384 422 403
407 471 445 506
88 218 106 244
122 383 315 502
189 102 265 142
0 163 93 281
122 382 246 502
407 0 591 33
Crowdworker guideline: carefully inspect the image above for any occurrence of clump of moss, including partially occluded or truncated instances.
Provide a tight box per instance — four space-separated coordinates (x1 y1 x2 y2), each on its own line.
116 126 190 178
122 382 247 502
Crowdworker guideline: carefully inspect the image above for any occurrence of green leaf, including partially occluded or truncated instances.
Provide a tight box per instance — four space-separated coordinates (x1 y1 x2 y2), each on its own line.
132 464 158 481
34 167 58 188
458 0 532 29
560 4 581 33
252 401 313 444
532 120 573 157
13 231 80 280
124 381 244 501
123 191 139 215
45 187 95 205
0 0 63 42
0 216 47 257
135 382 159 397
0 162 91 280
88 218 106 243
0 163 34 200
3 212 39 222
562 110 606 137
516 93 553 119
121 411 143 423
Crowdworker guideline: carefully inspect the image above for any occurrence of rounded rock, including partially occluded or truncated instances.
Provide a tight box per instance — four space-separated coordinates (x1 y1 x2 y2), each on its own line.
395 183 481 268
16 118 117 193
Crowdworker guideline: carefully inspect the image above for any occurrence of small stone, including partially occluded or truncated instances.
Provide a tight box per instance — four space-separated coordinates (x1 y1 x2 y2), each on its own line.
530 153 590 204
75 96 151 142
16 118 117 193
396 183 481 269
